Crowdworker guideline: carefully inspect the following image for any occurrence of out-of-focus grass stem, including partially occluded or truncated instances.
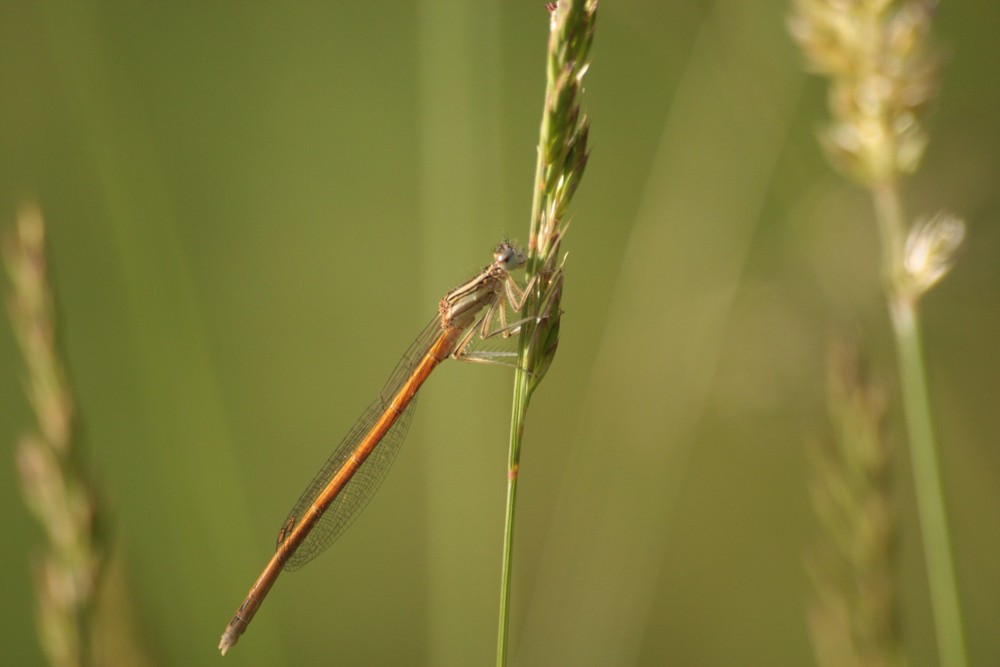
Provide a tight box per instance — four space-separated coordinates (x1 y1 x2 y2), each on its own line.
889 290 965 667
789 1 968 664
873 182 906 290
877 175 967 667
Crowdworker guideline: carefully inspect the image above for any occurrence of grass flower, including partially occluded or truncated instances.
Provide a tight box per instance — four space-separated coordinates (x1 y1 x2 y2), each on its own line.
496 2 595 666
789 2 968 665
808 340 904 667
5 204 103 667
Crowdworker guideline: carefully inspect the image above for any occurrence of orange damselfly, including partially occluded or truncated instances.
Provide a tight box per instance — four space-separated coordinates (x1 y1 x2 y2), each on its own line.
218 242 529 655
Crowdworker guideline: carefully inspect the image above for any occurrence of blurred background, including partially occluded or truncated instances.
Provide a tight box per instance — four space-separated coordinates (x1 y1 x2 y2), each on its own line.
2 1 998 665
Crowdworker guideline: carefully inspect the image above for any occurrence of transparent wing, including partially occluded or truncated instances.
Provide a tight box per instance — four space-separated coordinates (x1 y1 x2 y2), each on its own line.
278 315 443 571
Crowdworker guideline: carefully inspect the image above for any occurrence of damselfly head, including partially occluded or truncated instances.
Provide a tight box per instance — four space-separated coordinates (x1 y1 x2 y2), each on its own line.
494 242 526 272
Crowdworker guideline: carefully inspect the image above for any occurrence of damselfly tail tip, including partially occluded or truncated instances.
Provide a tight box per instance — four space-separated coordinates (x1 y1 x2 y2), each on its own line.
219 634 235 656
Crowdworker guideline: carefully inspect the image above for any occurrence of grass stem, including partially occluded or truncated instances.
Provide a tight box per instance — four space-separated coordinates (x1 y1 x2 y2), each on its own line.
888 295 968 667
790 1 968 663
495 2 595 665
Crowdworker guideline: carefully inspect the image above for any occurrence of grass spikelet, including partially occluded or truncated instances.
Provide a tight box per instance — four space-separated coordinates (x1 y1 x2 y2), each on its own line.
496 2 596 666
789 2 968 664
4 204 103 667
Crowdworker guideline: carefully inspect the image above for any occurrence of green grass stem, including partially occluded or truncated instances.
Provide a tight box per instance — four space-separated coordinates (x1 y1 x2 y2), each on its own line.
495 2 595 665
790 1 968 663
876 177 967 667
888 275 968 667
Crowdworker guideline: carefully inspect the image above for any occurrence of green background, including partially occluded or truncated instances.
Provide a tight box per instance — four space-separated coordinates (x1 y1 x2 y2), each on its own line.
2 2 998 665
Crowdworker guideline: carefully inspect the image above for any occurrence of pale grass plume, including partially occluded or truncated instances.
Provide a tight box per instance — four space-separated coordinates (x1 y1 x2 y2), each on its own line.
807 340 904 667
789 2 968 665
788 0 965 300
788 0 940 184
5 204 101 667
902 211 965 298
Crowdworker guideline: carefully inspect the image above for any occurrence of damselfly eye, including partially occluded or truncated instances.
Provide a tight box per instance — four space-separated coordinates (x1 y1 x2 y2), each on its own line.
495 243 525 270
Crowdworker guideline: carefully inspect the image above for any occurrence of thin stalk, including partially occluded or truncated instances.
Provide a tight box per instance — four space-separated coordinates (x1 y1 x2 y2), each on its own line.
495 2 595 666
888 292 968 667
873 182 907 290
875 179 967 667
496 366 530 667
